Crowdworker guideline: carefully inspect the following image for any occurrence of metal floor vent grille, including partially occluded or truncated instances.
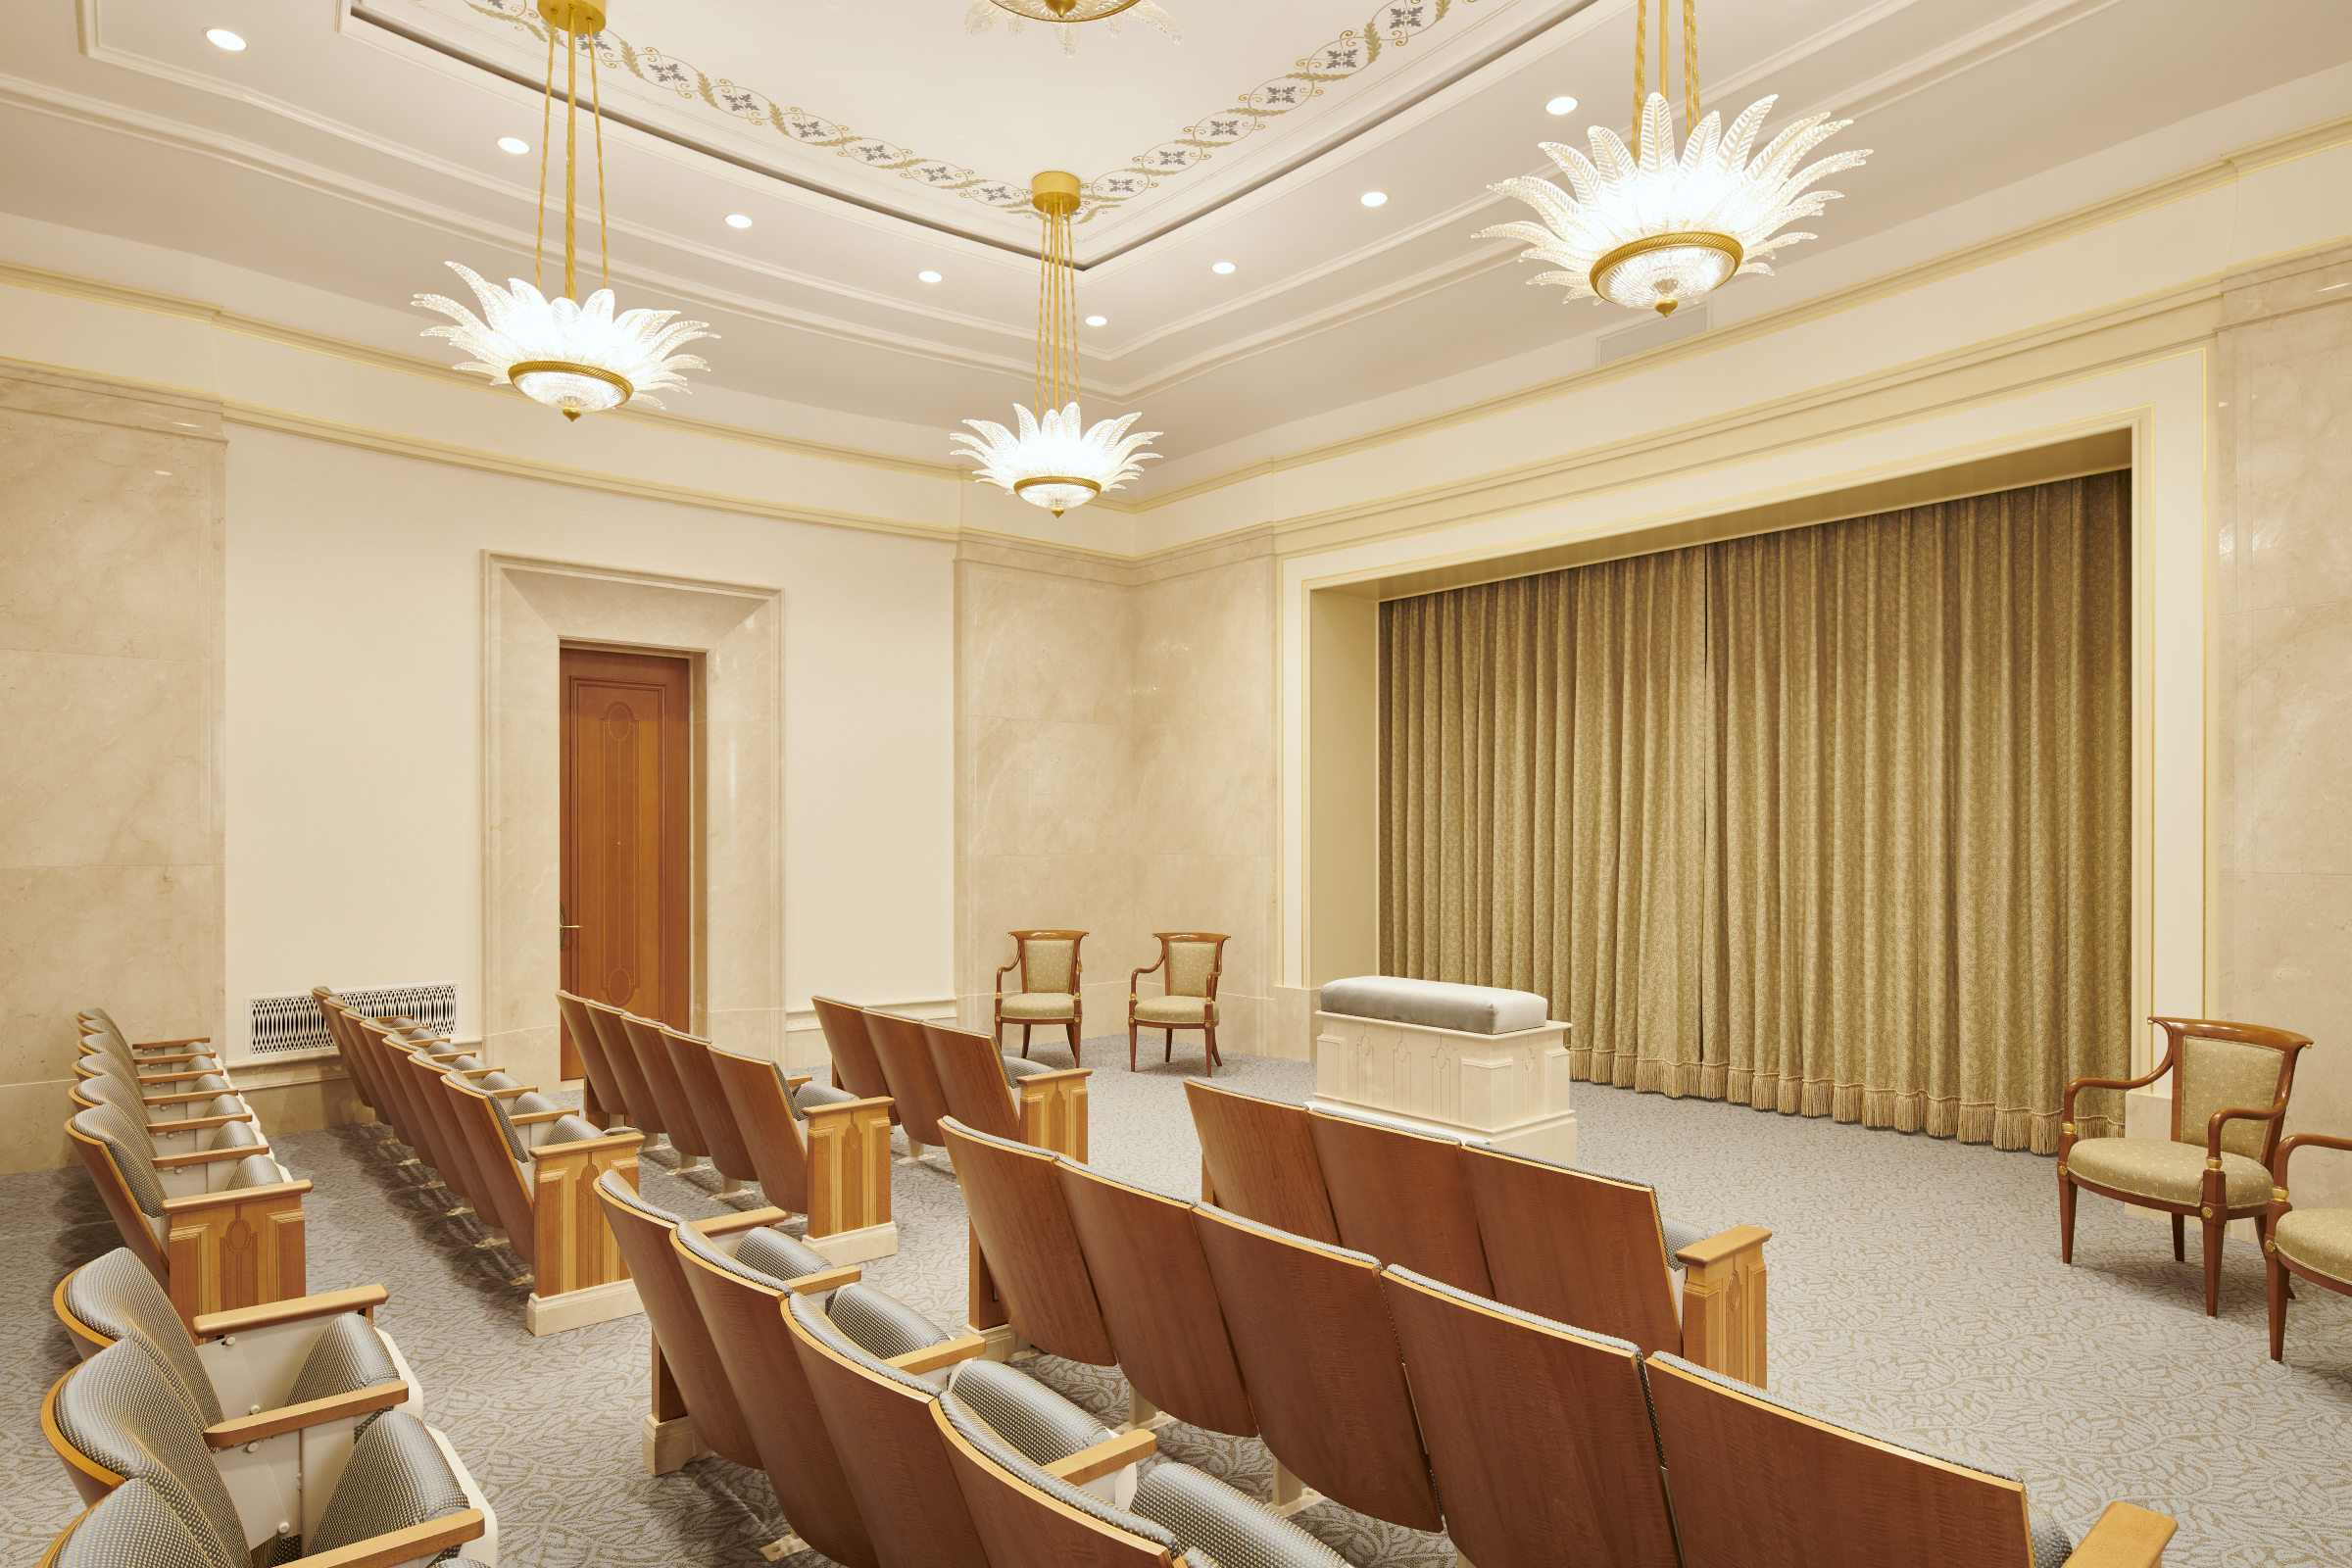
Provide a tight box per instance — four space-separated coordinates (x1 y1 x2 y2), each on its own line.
248 983 460 1056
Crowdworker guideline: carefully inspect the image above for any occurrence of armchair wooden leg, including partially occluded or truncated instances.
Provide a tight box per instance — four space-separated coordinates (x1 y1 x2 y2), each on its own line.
1203 1025 1218 1076
1128 1019 1138 1071
2172 1212 2184 1262
1021 1023 1032 1059
2201 1213 2223 1317
1067 1018 1081 1068
993 1016 1004 1054
2059 1173 2077 1264
2269 1251 2289 1361
1164 1027 1173 1063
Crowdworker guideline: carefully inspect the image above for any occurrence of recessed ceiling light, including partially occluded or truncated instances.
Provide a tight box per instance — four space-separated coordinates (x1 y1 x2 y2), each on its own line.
1360 191 1389 207
1211 262 1236 274
724 214 753 228
918 270 943 283
1546 95 1578 115
498 136 530 155
1085 315 1106 326
206 28 246 51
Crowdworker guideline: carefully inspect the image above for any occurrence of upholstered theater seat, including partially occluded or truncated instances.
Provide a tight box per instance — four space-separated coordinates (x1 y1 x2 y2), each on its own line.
56 1248 423 1426
44 1338 494 1565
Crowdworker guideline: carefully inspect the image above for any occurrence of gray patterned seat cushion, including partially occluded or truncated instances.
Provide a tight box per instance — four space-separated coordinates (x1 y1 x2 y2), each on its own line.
597 1171 679 1225
947 1358 1114 1465
673 1219 831 1288
826 1283 950 1361
1651 1352 2077 1566
62 1250 223 1424
1131 1461 1348 1568
539 1112 606 1146
1003 1054 1057 1083
308 1409 471 1556
207 1120 259 1153
52 1477 215 1568
73 1104 167 1216
1319 975 1548 1035
224 1155 283 1191
794 1081 860 1116
510 1091 564 1116
784 1289 937 1397
53 1340 247 1568
286 1312 403 1406
938 1389 1177 1550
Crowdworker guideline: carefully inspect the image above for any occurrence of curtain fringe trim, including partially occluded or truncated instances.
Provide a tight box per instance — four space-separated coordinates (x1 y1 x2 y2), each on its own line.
1570 1056 2115 1152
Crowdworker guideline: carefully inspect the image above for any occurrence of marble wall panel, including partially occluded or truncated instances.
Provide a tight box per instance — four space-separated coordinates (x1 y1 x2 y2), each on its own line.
959 564 1133 726
0 366 223 1174
2214 244 2352 1213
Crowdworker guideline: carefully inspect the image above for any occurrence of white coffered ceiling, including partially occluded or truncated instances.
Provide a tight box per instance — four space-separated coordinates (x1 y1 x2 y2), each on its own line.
4 0 2351 486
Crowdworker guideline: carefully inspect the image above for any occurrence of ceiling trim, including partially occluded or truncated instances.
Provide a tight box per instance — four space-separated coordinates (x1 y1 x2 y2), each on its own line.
1129 109 2352 511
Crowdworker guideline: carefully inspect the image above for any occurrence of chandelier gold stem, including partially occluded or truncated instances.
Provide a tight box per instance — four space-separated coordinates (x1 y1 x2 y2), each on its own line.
1632 0 1702 138
1683 0 1699 129
534 24 553 290
591 40 609 292
564 29 578 303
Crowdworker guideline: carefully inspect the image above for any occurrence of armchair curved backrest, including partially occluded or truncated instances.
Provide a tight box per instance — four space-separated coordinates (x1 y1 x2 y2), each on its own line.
1158 934 1225 1000
1012 931 1084 997
2159 1017 2310 1162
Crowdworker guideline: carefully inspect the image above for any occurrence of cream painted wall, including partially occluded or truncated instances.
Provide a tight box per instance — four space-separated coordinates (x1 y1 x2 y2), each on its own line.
223 424 956 1056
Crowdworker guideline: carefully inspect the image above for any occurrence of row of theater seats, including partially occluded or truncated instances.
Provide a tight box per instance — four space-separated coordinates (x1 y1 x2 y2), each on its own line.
1187 1081 1769 1384
583 1153 1352 1568
40 1245 496 1566
67 1007 314 1328
810 995 1093 1160
941 1110 2182 1568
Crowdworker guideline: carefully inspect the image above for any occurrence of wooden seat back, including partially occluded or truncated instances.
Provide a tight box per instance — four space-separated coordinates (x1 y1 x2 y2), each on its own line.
1381 1267 1680 1568
707 1042 819 1214
350 1015 428 1150
662 1024 759 1184
1183 1080 1341 1244
583 998 663 1135
622 1013 706 1156
440 1077 541 1248
671 1231 877 1568
865 1009 956 1147
1191 1203 1441 1531
1056 1160 1257 1437
1645 1353 2044 1568
382 1030 464 1182
931 1399 1169 1568
314 991 379 1114
1309 1109 1493 1296
1460 1146 1683 1357
592 1175 760 1470
784 1293 993 1568
556 989 626 1128
922 1022 1022 1140
813 996 895 1109
938 1117 1116 1365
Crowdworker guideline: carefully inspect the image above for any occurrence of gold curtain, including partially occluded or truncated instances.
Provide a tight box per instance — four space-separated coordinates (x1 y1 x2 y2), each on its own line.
1379 473 2131 1151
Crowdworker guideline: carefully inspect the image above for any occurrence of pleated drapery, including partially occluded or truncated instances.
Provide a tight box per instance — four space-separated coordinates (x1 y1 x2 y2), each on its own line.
1378 473 2132 1152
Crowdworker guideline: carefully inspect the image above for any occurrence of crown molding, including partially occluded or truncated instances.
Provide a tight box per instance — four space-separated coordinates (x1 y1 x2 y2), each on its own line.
1130 107 2352 513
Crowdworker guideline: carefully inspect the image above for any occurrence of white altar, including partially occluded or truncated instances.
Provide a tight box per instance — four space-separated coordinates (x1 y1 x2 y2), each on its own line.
1310 977 1577 1165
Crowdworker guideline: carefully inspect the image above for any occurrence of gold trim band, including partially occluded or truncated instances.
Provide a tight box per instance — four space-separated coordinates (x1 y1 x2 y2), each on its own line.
1012 474 1105 496
1590 230 1745 313
508 361 634 399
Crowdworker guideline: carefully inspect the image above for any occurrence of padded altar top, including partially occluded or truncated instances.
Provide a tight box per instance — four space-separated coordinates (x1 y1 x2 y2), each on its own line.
1319 976 1550 1036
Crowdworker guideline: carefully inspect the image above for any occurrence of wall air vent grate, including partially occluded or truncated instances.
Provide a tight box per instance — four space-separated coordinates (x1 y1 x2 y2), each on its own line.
247 983 460 1056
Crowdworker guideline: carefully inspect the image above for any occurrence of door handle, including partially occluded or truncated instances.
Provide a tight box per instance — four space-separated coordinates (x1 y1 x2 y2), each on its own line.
560 904 582 950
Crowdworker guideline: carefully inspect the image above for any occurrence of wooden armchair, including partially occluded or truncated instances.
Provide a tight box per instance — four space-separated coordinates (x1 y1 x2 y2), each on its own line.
1128 932 1228 1075
2266 1132 2352 1360
2060 1016 2313 1315
994 929 1087 1065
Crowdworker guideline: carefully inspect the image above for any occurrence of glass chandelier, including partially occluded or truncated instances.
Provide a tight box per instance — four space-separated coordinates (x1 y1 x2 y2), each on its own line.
1482 0 1871 318
966 0 1179 55
414 0 712 420
954 172 1160 517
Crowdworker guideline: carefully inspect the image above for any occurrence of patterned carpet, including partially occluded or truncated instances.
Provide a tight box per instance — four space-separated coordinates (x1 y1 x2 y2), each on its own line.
8 1040 2348 1566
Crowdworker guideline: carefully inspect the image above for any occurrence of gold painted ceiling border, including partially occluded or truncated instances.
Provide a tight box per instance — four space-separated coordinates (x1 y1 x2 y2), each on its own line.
416 0 1488 225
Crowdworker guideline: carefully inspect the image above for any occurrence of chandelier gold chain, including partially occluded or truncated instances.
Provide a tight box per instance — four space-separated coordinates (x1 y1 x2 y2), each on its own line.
592 39 609 292
1684 0 1699 129
534 24 553 290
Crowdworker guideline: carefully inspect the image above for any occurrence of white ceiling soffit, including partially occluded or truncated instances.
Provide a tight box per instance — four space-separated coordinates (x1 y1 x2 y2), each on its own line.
18 0 2352 469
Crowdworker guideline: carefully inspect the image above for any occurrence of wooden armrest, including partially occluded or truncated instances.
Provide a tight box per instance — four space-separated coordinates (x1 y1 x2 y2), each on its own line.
785 1265 860 1295
1675 1224 1773 1269
203 1380 408 1446
146 1113 250 1137
2278 1133 2352 1186
692 1206 794 1236
137 1067 226 1085
144 1087 241 1107
1043 1428 1157 1486
805 1095 893 1120
161 1179 312 1212
127 1051 209 1066
1016 1067 1092 1086
2207 1103 2287 1154
454 1066 502 1079
527 1130 644 1159
2064 1502 2177 1568
194 1285 388 1339
786 1074 812 1092
154 1143 273 1169
1128 959 1164 983
294 1509 484 1568
423 1050 466 1062
995 960 1020 984
489 1085 541 1100
133 1037 212 1049
887 1333 989 1375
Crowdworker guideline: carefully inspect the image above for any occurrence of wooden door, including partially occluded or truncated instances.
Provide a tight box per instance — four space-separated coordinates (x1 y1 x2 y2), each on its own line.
561 647 692 1079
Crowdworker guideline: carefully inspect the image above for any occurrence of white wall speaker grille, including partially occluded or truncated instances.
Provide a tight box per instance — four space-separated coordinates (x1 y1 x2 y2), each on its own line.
247 983 460 1056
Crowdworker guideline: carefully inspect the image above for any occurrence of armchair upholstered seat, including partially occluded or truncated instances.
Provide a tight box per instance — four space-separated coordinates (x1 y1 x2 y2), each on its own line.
994 930 1086 1065
44 1338 493 1567
2267 1133 2352 1360
933 1390 1348 1568
1129 933 1229 1076
2060 1016 2313 1316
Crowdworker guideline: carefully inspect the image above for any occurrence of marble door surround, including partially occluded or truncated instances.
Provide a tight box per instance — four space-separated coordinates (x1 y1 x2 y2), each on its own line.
482 554 784 1085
